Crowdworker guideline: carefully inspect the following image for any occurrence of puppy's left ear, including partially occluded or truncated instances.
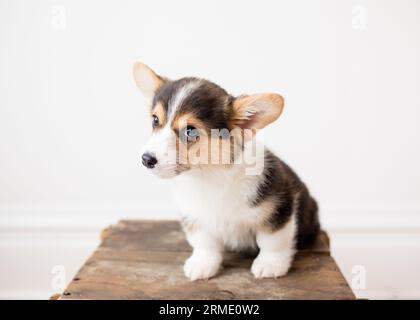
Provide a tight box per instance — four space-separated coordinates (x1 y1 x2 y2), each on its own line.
133 62 165 99
231 93 284 129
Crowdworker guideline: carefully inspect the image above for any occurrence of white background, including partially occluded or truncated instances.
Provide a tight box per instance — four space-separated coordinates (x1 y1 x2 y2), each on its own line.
0 0 419 299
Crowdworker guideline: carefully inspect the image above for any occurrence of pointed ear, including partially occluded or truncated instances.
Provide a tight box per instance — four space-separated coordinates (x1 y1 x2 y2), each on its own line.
231 93 284 129
133 62 165 99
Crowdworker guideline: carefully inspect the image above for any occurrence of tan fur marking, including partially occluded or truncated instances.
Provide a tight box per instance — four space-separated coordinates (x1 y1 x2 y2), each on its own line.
172 113 241 166
171 113 215 166
256 197 282 233
152 102 167 129
172 113 208 136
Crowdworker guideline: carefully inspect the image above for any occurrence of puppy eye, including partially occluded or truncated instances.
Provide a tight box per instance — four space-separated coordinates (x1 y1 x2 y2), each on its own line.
152 115 159 128
182 125 199 142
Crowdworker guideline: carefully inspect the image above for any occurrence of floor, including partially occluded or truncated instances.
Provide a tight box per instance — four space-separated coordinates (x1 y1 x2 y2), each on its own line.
1 227 420 299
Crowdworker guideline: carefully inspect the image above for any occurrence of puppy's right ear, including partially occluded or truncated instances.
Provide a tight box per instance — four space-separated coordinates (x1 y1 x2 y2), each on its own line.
133 62 165 99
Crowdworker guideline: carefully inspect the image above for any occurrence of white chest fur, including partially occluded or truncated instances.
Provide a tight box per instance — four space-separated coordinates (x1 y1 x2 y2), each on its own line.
171 165 266 251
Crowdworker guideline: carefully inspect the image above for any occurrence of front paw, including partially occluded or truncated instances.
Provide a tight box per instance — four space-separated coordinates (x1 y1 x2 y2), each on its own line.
183 251 222 281
251 252 292 279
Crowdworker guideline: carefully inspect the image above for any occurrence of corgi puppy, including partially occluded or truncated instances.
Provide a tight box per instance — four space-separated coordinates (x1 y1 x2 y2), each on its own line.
133 62 320 281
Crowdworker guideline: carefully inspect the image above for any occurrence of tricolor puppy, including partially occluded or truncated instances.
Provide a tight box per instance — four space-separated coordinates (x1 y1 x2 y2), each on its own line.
133 62 320 280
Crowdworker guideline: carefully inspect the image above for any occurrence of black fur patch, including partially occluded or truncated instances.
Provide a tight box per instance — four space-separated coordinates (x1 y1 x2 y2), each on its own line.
152 78 233 130
250 149 320 249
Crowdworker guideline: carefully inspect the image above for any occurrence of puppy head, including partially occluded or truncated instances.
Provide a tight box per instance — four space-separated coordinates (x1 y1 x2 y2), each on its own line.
133 62 284 178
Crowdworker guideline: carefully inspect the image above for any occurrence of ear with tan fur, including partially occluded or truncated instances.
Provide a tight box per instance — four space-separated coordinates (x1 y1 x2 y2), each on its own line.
133 62 165 99
231 93 284 129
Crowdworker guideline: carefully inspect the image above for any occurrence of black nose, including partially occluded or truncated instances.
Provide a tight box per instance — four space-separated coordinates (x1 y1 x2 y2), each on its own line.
142 153 158 168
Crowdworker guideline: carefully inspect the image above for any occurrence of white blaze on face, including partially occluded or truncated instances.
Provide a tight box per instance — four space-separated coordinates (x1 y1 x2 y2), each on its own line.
166 80 202 123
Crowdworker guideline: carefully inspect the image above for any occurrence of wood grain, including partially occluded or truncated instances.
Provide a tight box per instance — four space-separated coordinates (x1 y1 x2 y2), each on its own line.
60 220 354 300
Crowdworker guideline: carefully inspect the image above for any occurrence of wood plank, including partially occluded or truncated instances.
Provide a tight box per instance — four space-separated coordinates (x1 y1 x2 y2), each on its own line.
60 220 354 300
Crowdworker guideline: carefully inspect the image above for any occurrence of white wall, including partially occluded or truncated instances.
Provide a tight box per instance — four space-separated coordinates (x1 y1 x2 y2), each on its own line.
1 0 420 299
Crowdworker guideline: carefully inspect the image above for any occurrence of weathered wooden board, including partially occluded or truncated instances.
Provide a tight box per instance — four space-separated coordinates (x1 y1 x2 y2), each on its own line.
59 220 354 300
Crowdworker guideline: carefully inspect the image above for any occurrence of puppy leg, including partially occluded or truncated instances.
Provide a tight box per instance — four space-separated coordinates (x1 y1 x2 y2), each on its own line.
183 228 223 281
251 215 296 278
